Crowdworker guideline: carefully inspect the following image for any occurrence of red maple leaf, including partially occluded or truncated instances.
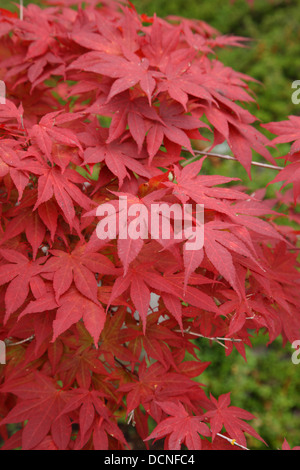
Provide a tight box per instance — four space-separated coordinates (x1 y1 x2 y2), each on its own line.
0 248 46 321
28 111 83 163
263 116 300 154
41 243 116 302
145 401 210 450
82 125 151 187
69 49 157 105
0 372 71 450
29 163 92 228
52 288 106 346
203 393 266 448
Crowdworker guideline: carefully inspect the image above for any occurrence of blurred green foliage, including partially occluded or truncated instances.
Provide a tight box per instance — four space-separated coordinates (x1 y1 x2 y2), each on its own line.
189 332 300 450
0 0 299 450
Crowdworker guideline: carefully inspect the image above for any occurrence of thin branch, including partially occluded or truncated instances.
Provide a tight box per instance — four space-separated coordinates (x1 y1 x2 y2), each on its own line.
174 328 243 349
127 410 136 427
216 432 250 450
114 356 138 377
182 149 283 171
5 335 35 346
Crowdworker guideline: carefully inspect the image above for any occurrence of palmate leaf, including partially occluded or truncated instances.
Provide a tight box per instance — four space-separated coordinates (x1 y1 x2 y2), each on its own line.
0 372 71 450
52 289 106 346
262 116 300 201
28 111 84 161
145 401 211 450
41 243 116 302
203 393 267 449
69 49 157 105
0 249 47 321
1 206 46 259
82 125 151 187
86 91 163 152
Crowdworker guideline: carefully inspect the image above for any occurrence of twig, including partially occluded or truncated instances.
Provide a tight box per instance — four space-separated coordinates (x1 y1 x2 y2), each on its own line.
174 328 243 349
114 356 138 377
182 149 283 171
5 335 35 346
216 432 250 450
127 410 136 427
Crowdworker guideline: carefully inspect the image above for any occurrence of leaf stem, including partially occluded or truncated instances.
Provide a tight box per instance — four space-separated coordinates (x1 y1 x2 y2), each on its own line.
5 335 35 346
182 149 283 171
174 328 243 349
216 432 250 450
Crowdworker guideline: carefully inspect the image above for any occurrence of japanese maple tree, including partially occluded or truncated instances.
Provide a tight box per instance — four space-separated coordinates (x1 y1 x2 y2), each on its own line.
0 0 299 451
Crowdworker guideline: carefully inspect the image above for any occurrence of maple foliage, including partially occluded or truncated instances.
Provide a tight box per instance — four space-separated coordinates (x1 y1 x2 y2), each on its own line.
262 117 300 202
0 0 299 451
